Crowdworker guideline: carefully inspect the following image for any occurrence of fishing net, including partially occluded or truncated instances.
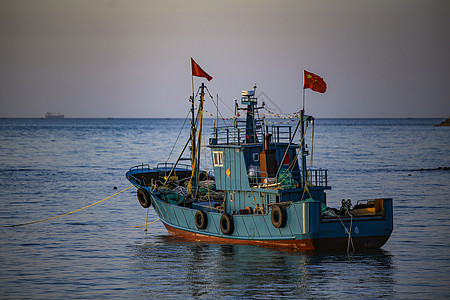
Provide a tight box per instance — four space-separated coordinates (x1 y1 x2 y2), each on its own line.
277 167 298 189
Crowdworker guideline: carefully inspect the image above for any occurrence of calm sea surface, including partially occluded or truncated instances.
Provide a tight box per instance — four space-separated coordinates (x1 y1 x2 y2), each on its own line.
0 118 449 299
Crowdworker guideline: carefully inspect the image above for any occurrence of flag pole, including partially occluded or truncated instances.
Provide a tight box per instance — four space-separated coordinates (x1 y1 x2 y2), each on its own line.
191 73 194 99
190 59 195 171
302 88 305 111
302 70 305 111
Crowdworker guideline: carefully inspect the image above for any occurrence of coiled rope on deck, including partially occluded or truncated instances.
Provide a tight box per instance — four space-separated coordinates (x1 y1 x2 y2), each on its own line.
4 185 134 227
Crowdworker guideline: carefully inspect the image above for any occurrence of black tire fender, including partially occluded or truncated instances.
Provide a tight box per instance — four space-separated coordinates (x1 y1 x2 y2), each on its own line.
195 210 207 229
220 213 234 235
137 187 151 208
271 205 286 228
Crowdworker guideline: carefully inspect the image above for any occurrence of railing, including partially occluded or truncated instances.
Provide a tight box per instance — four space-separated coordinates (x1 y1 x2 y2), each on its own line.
129 163 152 173
211 123 294 145
212 126 244 145
247 168 329 189
307 169 328 187
156 162 191 171
127 163 152 186
270 125 292 143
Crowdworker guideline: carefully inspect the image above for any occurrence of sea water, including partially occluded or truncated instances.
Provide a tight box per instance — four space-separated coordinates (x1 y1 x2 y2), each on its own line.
0 118 449 299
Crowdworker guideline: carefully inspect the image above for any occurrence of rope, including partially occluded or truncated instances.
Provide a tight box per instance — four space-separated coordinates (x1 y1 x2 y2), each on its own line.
3 185 133 227
336 209 355 254
277 118 302 176
278 122 308 182
132 218 160 228
145 207 150 232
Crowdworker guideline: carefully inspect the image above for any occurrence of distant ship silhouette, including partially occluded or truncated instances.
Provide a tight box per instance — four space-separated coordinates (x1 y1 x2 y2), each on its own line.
44 112 64 119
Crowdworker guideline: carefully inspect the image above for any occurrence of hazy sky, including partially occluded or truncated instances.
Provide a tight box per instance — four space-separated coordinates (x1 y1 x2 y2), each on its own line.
1 0 449 118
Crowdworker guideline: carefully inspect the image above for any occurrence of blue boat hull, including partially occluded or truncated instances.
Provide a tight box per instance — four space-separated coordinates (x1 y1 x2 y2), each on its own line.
148 191 393 251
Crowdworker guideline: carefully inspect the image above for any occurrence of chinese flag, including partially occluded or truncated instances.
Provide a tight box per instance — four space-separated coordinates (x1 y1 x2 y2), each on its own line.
191 58 213 81
303 70 326 93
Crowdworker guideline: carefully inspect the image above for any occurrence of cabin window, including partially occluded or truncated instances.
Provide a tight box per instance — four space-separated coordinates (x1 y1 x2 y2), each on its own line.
253 153 259 162
213 151 223 167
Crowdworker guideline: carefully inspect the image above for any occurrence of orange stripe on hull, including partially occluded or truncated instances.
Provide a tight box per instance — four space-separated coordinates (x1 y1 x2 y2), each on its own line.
163 223 315 251
162 223 390 251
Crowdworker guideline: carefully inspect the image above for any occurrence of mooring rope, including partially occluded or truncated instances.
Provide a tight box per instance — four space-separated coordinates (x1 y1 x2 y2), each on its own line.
336 211 355 254
4 185 134 227
132 218 160 228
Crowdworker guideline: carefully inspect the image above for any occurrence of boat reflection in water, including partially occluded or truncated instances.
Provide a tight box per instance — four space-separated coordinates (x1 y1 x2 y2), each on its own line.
132 235 395 299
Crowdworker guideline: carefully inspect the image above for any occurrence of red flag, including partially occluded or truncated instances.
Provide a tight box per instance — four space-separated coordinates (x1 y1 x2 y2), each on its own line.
303 70 326 93
191 58 213 81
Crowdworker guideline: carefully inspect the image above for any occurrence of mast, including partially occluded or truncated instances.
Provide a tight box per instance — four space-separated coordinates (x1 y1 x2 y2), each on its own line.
241 85 258 143
189 83 205 198
301 72 307 187
300 109 307 187
190 94 196 166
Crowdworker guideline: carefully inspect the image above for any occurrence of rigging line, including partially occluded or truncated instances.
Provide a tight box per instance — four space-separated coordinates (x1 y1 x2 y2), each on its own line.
210 88 234 114
166 109 191 163
276 118 302 176
204 86 230 126
3 185 133 228
204 85 214 100
194 108 204 198
262 106 302 119
279 122 309 178
209 97 228 126
162 135 192 187
201 120 212 209
279 122 312 199
194 85 201 100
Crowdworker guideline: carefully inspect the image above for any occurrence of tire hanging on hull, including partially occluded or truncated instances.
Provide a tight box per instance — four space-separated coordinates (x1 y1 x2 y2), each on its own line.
271 205 286 228
220 213 234 235
195 210 207 229
137 188 151 208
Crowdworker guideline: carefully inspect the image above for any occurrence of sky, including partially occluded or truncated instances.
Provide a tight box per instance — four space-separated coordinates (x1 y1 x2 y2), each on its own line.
1 0 449 118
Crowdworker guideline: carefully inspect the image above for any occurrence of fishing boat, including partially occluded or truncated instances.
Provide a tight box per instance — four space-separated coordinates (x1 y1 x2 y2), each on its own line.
126 70 393 251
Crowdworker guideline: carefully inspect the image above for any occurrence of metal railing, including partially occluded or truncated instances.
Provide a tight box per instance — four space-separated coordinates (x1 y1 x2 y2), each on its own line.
307 169 328 187
211 123 295 145
247 168 329 189
156 162 191 172
127 163 152 186
270 125 292 143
